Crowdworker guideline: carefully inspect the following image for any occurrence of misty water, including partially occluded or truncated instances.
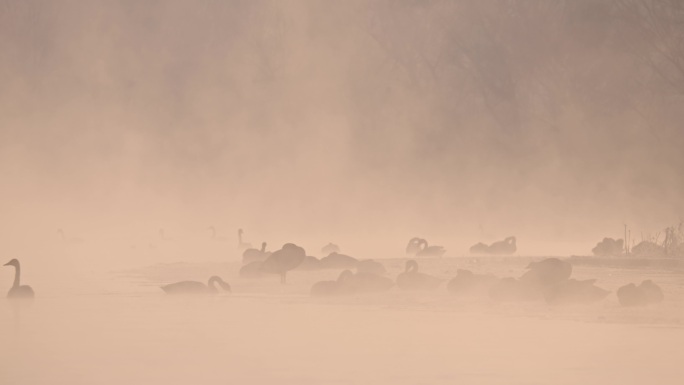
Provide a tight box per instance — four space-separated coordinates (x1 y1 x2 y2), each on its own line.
2 248 683 384
3 1 684 384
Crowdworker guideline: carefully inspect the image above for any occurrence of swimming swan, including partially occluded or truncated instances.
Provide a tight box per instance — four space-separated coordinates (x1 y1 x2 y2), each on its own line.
4 259 35 299
161 276 231 295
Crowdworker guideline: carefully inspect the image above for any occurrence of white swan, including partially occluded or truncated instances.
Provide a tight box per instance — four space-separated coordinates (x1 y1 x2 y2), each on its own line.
396 260 442 291
161 276 231 295
4 259 35 299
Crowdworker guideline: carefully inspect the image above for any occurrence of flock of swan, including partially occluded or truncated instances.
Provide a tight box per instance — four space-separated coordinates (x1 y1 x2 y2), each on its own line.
3 230 666 308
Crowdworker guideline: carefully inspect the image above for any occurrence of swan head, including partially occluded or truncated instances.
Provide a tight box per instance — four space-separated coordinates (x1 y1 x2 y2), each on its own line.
4 259 19 267
405 260 419 272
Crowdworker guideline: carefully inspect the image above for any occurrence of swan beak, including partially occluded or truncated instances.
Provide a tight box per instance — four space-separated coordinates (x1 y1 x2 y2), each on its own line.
3 261 10 266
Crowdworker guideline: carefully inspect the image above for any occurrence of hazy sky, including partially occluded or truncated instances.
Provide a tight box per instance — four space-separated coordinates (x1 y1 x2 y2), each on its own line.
1 0 683 258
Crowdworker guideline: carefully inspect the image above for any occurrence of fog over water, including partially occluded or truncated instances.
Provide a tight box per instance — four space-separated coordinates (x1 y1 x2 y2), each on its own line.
1 1 683 384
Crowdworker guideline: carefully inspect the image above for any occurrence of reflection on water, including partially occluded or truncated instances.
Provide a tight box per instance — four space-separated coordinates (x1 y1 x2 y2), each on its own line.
2 258 683 385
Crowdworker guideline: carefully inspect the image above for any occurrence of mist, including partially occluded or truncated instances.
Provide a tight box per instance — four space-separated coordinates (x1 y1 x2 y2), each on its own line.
1 1 683 384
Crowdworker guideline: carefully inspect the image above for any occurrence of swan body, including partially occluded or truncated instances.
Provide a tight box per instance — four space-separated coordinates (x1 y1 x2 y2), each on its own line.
4 259 35 299
447 269 497 296
243 242 270 263
617 280 664 306
405 237 425 255
348 272 394 293
396 260 442 291
320 252 358 269
311 270 354 297
295 256 323 271
356 259 386 275
544 279 610 305
260 243 306 284
321 242 340 255
470 236 516 255
239 261 266 279
161 276 231 295
520 258 572 287
406 238 445 257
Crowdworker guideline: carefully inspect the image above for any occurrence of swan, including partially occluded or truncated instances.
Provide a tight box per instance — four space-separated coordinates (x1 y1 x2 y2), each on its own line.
447 269 497 296
242 242 270 263
161 276 231 295
519 258 572 287
321 242 340 255
320 252 358 269
310 270 354 297
544 278 610 305
208 226 228 241
487 236 517 255
239 261 265 279
4 259 35 299
259 243 306 284
469 236 516 255
415 239 446 258
617 280 664 306
348 272 394 293
356 259 386 275
396 260 442 291
237 228 252 250
405 237 425 256
295 256 323 271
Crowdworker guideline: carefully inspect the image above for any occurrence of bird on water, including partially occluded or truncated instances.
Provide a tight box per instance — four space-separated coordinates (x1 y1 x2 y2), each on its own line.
4 259 35 299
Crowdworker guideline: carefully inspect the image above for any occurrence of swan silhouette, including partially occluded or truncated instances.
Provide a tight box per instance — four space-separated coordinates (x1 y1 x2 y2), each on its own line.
356 259 386 275
447 269 497 296
544 278 610 305
237 229 252 250
321 242 340 255
208 226 228 241
161 276 231 295
320 252 358 269
405 237 425 255
415 239 446 258
396 260 442 291
469 236 516 255
242 242 270 263
311 270 355 296
259 243 306 284
617 280 664 306
4 259 35 299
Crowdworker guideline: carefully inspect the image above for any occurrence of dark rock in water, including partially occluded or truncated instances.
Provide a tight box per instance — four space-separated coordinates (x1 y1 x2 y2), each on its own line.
617 280 664 306
520 258 572 287
544 279 610 305
356 259 386 275
320 252 358 269
592 237 624 257
447 269 497 296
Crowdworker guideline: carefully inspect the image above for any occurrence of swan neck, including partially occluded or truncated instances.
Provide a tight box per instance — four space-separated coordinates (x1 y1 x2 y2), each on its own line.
12 264 20 288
